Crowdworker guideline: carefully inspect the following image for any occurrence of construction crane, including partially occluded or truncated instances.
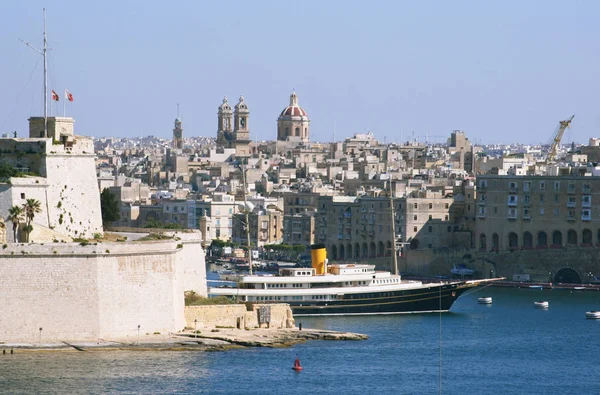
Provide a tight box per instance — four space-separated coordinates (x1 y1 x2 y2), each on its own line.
544 115 574 163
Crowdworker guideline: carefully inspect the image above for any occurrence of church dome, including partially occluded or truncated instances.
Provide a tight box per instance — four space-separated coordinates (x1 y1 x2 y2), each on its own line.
279 91 308 118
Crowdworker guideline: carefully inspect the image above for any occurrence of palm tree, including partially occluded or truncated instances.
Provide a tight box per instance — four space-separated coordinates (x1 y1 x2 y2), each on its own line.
7 205 24 242
23 199 42 242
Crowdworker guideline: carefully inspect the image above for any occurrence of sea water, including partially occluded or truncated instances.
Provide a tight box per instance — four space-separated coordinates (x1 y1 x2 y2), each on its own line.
0 287 599 394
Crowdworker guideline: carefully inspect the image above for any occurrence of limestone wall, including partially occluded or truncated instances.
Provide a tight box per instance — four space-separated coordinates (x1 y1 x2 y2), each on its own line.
0 239 206 342
185 304 295 330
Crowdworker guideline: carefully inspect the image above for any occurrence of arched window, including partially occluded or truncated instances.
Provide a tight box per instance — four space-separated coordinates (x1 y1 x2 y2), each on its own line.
362 242 368 258
479 233 487 251
410 239 420 250
523 232 533 249
285 127 289 136
583 229 592 245
552 231 562 247
330 245 338 260
377 241 384 257
492 233 499 252
567 229 577 246
386 241 392 257
537 231 547 248
295 127 300 136
339 244 346 260
369 242 376 258
355 243 361 258
347 243 353 258
508 232 518 251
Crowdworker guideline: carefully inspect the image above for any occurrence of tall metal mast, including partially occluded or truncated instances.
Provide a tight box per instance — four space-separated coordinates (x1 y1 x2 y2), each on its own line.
20 8 48 138
390 184 399 276
241 162 253 275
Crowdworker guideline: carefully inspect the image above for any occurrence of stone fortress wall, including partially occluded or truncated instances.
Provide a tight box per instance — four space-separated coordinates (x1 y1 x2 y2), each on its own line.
0 235 206 342
185 304 295 331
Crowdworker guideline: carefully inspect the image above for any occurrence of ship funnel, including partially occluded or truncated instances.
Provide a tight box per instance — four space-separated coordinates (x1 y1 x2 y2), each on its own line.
310 243 327 275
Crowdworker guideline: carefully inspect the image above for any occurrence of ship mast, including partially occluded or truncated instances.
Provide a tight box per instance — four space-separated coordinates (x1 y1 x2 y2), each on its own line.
20 8 48 137
390 184 399 275
241 161 253 275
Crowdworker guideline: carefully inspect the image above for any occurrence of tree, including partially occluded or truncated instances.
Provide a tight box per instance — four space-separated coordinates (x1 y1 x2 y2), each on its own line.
7 206 24 242
22 199 42 242
100 188 120 225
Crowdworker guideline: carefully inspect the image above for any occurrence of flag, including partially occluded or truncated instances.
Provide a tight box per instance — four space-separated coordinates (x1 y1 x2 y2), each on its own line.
51 90 59 101
65 89 74 102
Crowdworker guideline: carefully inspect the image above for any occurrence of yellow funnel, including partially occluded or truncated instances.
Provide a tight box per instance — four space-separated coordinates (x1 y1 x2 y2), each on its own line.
310 244 327 275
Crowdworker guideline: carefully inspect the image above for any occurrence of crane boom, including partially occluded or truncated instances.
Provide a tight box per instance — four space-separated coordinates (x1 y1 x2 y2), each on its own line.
546 115 574 162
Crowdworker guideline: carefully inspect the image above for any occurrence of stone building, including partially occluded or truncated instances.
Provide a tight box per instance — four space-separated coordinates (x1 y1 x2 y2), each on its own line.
216 97 233 148
283 213 315 246
277 91 310 142
475 175 600 252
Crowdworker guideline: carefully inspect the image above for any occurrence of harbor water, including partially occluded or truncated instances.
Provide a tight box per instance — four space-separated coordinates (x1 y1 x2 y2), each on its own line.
1 287 599 394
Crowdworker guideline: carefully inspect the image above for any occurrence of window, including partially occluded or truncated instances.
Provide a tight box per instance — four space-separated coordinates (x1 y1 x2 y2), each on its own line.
540 194 544 203
428 215 432 220
540 208 544 216
540 181 546 190
447 226 452 232
554 195 559 203
428 226 432 233
554 181 560 190
509 182 517 189
445 203 449 209
429 203 433 209
414 203 418 209
444 215 449 221
494 207 498 214
554 208 560 216
413 226 418 232
413 215 418 221
524 195 530 203
20 193 25 199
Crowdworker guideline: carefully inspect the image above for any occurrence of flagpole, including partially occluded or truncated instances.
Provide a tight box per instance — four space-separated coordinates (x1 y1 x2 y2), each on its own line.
63 88 66 117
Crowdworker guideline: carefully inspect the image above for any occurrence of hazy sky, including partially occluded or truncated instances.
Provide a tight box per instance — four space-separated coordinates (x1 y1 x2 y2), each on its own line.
1 0 598 145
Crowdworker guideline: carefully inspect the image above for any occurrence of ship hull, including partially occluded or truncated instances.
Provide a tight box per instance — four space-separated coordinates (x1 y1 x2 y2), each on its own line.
285 282 474 316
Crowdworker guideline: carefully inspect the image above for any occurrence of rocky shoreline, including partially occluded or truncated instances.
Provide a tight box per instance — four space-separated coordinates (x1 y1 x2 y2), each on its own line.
0 328 368 353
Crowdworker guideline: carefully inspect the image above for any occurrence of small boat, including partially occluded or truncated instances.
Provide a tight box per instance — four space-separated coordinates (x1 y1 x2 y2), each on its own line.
573 286 586 291
585 311 600 319
529 285 543 290
478 297 493 304
534 301 549 309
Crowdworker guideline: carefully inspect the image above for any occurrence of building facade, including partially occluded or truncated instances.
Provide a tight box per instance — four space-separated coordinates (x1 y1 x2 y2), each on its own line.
475 175 600 252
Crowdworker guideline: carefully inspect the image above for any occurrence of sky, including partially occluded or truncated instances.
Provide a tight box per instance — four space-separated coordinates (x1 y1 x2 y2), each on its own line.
0 0 599 145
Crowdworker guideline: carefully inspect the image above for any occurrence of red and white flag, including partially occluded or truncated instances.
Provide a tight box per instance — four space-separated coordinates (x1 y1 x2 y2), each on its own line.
65 89 74 102
51 90 59 101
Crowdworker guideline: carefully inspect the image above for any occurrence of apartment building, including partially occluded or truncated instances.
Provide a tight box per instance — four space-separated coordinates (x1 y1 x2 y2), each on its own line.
475 175 600 252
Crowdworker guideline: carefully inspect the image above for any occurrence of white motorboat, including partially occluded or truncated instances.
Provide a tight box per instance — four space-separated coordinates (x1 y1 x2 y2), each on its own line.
478 296 493 304
585 311 600 319
451 264 474 276
534 301 549 309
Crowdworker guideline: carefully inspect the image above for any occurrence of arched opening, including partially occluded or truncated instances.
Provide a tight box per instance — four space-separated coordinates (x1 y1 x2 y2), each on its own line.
295 127 300 136
362 242 368 258
492 233 499 252
386 241 392 257
347 243 353 259
479 233 487 251
354 243 360 258
508 232 518 251
410 239 420 250
523 232 533 249
537 231 547 249
369 242 376 258
554 267 582 284
339 244 345 260
285 127 289 137
582 229 592 246
330 245 338 260
377 241 384 257
567 229 577 246
552 231 562 247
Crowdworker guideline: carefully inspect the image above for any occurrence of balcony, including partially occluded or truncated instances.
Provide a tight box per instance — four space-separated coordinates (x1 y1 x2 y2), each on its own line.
508 200 518 207
582 201 591 208
567 216 576 222
567 201 576 208
567 187 576 194
582 215 591 221
583 186 592 193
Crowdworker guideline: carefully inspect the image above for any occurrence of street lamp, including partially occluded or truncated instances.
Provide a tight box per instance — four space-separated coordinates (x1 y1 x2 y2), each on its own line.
194 319 197 338
137 324 141 345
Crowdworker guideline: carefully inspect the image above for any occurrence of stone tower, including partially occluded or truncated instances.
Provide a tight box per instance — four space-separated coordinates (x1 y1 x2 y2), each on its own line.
172 116 183 150
216 97 233 148
277 91 310 142
233 96 251 157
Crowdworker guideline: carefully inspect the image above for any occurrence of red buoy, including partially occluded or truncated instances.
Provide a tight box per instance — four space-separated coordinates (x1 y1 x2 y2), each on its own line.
292 356 303 371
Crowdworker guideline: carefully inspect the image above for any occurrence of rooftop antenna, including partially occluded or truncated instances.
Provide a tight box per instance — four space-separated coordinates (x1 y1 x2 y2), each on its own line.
20 8 48 138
